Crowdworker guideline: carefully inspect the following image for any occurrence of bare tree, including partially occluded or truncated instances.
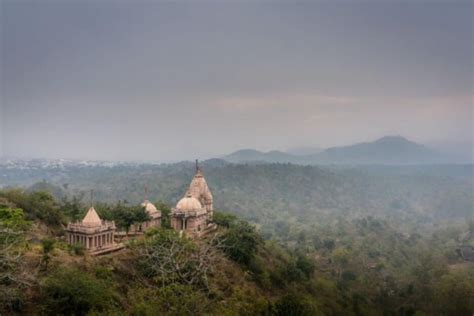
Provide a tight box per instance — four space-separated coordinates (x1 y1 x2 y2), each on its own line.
135 231 226 291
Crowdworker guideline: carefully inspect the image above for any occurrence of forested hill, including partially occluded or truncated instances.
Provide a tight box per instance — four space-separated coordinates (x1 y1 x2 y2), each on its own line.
223 136 466 165
1 161 472 235
1 162 473 315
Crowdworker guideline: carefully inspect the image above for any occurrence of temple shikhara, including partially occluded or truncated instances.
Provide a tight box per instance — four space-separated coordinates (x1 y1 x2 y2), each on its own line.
171 160 216 237
66 160 216 254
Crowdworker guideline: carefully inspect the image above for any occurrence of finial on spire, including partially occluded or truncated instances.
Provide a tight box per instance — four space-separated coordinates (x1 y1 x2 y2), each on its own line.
195 159 199 173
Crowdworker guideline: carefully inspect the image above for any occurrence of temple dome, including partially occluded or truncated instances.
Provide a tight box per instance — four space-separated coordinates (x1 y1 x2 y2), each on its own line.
176 192 202 210
82 207 102 226
141 200 159 215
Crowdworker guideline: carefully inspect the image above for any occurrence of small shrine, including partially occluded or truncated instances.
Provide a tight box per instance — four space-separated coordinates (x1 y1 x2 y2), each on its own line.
66 206 123 255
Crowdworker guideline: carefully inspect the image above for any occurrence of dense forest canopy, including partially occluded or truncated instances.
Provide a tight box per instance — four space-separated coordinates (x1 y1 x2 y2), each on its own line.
1 161 471 228
0 161 473 315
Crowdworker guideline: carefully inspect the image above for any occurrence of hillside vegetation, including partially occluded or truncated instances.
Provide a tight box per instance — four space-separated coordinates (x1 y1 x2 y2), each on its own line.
1 161 471 231
0 162 473 314
0 184 473 315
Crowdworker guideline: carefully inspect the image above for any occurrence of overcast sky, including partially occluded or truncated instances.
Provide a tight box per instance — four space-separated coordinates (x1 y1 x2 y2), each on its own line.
1 1 472 162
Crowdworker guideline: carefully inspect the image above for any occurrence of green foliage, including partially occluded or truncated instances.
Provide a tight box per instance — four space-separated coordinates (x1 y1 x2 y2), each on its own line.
0 207 29 232
155 200 172 228
0 162 473 315
213 211 238 228
135 229 210 288
60 195 85 222
3 163 471 232
41 238 56 254
27 181 65 200
0 189 65 228
40 267 117 315
0 206 30 312
323 238 335 251
433 268 474 315
40 238 56 271
295 254 315 279
130 284 208 315
220 220 261 267
94 266 114 282
112 202 150 233
68 242 85 256
273 291 321 316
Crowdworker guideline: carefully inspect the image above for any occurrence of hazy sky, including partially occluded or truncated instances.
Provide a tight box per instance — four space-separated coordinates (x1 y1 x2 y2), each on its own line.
1 1 473 162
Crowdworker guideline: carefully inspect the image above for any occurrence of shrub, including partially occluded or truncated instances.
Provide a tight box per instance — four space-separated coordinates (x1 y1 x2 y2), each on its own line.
41 267 116 315
220 221 261 267
0 207 29 312
273 292 321 316
0 189 64 228
40 238 56 271
135 229 215 289
213 211 238 228
68 243 85 256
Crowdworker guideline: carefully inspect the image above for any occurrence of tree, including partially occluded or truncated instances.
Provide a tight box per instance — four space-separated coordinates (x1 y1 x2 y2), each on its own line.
0 207 30 312
274 292 321 316
0 189 64 228
135 229 221 289
113 202 150 234
220 220 261 267
332 247 350 279
296 253 315 279
60 195 84 222
40 238 56 271
135 205 151 227
155 200 172 229
41 267 116 315
213 211 238 228
434 269 474 316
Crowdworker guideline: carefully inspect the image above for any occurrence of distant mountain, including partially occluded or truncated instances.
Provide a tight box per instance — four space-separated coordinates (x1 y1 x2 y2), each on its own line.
223 149 298 164
223 136 450 165
315 136 445 165
286 146 323 156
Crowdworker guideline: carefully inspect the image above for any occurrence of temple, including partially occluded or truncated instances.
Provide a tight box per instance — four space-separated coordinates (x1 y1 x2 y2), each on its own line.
171 161 216 237
65 160 214 254
141 200 162 230
66 206 123 255
130 200 162 233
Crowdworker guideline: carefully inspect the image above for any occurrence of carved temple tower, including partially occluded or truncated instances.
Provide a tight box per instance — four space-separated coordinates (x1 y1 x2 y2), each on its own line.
171 160 216 237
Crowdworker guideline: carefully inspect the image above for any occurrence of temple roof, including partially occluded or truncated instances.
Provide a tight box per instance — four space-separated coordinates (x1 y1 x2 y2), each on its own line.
176 192 202 211
82 207 102 226
188 168 213 203
141 200 161 216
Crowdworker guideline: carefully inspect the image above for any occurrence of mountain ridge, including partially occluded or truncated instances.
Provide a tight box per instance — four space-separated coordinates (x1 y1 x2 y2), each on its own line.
223 136 457 165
